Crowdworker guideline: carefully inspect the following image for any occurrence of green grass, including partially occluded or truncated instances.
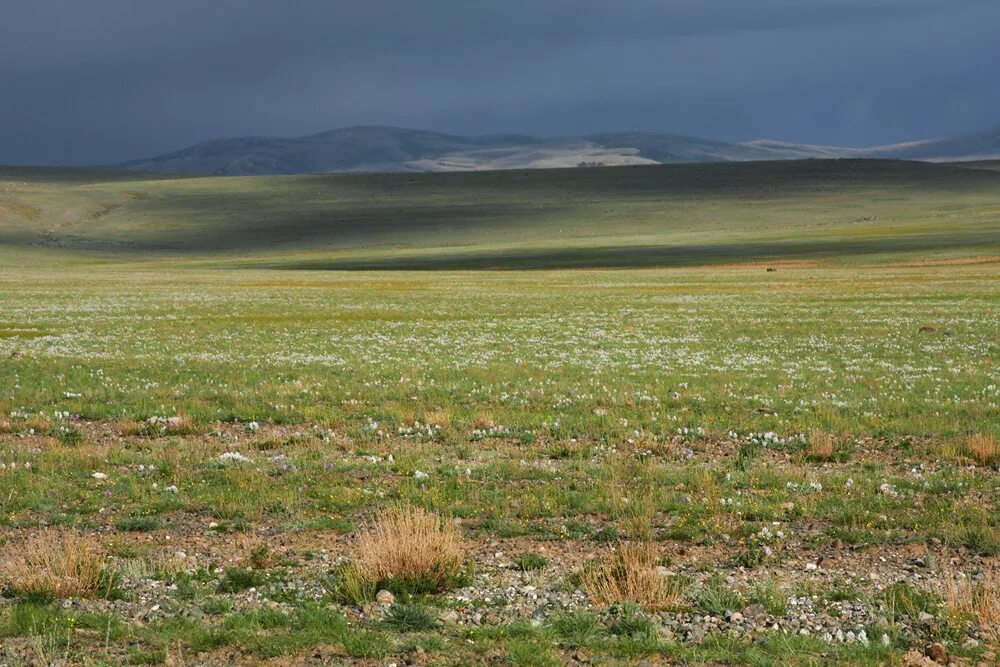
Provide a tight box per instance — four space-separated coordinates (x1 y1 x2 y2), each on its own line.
3 159 1000 268
0 160 997 664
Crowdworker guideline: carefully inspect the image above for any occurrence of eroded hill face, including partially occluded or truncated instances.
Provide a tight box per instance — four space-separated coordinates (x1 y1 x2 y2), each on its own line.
2 159 1000 269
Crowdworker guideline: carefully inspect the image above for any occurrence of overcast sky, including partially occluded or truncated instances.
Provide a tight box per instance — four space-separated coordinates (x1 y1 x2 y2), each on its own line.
2 0 998 165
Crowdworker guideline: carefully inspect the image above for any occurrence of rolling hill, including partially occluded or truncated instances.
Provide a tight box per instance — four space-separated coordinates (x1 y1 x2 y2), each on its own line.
3 159 1000 270
113 124 1000 176
866 124 1000 161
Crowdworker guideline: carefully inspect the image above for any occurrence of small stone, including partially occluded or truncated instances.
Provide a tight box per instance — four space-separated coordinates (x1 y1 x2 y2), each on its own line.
413 470 429 479
92 472 108 479
742 604 766 619
918 611 935 623
573 650 589 662
439 609 459 623
375 590 395 605
961 638 979 650
925 642 947 663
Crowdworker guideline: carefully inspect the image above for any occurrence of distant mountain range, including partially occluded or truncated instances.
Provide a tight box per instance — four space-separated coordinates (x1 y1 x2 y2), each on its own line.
117 124 1000 176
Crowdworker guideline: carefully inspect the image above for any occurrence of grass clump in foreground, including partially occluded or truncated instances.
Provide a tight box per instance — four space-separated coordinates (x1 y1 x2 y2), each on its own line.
967 434 999 467
581 543 681 611
946 569 1000 642
0 529 107 601
355 506 466 595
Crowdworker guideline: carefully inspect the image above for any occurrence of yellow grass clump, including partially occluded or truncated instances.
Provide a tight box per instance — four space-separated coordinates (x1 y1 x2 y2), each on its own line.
582 542 681 611
966 434 999 466
355 506 465 592
423 408 451 430
472 413 496 430
946 570 999 641
807 428 836 460
1 529 107 599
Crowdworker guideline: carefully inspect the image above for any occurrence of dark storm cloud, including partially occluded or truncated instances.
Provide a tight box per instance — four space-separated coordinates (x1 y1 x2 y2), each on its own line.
2 0 998 164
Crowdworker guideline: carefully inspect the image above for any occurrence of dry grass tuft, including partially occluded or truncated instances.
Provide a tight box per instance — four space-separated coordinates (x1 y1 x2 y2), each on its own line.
472 413 495 430
582 542 681 611
966 434 999 466
1 529 107 599
423 408 451 429
24 416 51 433
945 570 999 641
807 428 836 460
355 506 465 592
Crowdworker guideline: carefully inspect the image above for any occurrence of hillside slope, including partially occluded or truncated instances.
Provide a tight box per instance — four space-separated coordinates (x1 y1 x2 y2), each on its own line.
867 124 1000 161
118 126 769 175
3 159 999 269
113 124 1000 176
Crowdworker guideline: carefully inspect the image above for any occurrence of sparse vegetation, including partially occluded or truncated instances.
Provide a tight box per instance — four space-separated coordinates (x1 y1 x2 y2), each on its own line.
515 553 550 572
946 570 1000 642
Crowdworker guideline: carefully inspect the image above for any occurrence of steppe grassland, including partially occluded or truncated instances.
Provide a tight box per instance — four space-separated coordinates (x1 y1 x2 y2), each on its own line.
0 160 998 664
1 259 996 438
0 257 998 664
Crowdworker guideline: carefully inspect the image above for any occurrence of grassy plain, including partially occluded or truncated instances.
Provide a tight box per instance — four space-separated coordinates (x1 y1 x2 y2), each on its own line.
0 160 998 665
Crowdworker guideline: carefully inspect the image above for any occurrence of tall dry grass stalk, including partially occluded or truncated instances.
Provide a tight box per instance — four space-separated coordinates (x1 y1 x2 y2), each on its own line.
945 569 999 641
0 529 106 599
807 428 836 459
966 434 999 466
582 542 680 611
355 506 464 591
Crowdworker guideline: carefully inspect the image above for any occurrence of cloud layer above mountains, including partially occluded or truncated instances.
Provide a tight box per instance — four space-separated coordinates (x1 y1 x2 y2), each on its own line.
3 0 998 164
